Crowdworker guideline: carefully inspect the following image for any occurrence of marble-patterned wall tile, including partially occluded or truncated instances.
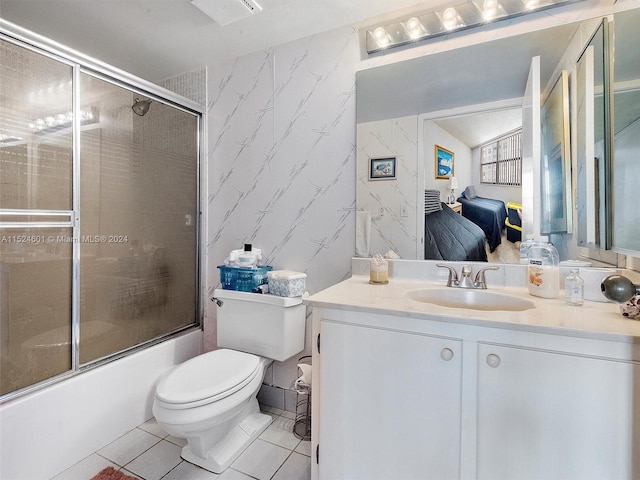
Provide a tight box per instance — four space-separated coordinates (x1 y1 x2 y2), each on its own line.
207 26 359 387
357 116 419 259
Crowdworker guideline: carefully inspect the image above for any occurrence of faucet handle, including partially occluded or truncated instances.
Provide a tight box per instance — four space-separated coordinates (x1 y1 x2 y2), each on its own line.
436 264 459 286
474 265 500 288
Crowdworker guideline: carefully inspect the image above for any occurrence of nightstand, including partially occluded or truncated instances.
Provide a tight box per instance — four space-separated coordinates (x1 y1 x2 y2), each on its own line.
447 202 462 215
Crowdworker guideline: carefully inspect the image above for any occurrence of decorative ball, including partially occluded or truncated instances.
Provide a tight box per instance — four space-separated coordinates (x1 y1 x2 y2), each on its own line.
620 294 640 319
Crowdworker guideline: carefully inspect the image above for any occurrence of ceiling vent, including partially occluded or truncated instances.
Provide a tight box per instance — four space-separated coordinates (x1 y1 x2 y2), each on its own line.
191 0 263 26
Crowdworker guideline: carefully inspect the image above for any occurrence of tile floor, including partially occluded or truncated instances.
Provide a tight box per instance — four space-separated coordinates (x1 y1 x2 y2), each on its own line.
51 406 311 480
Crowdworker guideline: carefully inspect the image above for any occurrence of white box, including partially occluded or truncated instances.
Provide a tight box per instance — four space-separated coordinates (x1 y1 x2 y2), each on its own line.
267 270 307 297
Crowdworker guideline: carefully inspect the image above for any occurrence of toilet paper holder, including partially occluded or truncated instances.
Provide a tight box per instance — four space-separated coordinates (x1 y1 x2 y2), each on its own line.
293 356 311 441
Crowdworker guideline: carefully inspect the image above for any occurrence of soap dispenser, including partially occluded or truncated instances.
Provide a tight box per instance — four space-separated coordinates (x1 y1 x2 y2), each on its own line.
527 237 559 299
519 234 536 264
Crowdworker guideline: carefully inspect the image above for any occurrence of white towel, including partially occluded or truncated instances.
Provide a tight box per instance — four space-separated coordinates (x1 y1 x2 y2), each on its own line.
355 210 371 257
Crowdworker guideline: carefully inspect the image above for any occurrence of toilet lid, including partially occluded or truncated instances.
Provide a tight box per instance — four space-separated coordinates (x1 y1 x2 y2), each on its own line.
156 349 260 405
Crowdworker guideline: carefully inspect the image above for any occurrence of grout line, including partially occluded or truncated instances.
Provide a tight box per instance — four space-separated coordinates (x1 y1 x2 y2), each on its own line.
120 466 145 480
138 426 168 441
96 452 122 468
120 436 164 473
269 450 295 480
228 467 261 480
158 460 182 480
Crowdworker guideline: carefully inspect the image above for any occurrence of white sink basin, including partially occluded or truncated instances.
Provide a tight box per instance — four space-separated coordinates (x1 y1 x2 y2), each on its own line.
407 288 535 312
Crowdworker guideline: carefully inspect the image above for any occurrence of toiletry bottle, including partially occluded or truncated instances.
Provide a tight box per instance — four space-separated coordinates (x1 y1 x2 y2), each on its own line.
520 234 536 264
527 238 559 298
564 268 584 306
236 243 257 267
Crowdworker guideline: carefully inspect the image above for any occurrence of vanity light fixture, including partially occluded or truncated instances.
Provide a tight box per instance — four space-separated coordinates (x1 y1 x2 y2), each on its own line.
364 0 584 54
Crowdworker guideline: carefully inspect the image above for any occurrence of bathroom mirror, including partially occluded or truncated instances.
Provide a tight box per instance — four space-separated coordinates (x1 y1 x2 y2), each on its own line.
612 7 640 254
356 17 612 263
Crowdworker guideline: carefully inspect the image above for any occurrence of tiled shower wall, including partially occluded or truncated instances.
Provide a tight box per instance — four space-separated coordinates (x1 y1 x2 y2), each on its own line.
206 26 359 389
157 67 207 106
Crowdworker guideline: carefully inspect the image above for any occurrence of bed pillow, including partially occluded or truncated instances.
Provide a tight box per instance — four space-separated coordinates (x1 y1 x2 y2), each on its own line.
424 190 443 215
464 185 476 199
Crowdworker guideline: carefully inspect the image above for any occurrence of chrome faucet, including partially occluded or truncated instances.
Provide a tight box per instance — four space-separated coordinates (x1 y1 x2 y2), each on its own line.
436 264 499 289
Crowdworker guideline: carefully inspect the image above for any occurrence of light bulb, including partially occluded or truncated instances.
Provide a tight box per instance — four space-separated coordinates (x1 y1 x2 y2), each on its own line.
442 8 458 29
407 17 420 30
443 7 456 21
406 17 425 39
483 0 498 19
373 27 389 47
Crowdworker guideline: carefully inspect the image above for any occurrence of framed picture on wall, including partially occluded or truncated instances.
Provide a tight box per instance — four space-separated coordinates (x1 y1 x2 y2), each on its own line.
369 157 396 180
435 145 454 179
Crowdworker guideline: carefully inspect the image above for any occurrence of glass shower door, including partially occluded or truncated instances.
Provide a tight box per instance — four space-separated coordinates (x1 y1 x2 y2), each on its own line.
78 72 199 364
0 38 75 395
1 33 200 399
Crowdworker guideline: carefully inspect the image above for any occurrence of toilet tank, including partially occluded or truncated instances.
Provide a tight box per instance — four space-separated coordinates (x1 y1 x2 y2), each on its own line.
213 288 306 362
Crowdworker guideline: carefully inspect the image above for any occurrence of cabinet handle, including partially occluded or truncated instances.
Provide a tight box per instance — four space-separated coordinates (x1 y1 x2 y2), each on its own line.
486 353 501 368
440 348 454 361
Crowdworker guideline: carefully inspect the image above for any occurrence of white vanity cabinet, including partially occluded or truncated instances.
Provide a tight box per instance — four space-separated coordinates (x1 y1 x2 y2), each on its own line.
318 318 463 480
311 305 640 480
476 342 639 480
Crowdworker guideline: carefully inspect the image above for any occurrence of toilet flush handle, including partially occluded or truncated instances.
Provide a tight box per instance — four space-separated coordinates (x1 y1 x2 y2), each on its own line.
211 297 224 307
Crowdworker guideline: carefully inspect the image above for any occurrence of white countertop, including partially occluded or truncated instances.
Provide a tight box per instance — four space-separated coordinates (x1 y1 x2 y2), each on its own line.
305 275 640 343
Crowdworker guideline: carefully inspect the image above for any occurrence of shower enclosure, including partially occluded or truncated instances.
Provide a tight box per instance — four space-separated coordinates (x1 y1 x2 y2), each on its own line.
0 22 202 400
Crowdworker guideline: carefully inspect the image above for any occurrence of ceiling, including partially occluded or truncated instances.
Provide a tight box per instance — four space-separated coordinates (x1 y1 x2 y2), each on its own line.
434 109 523 148
0 0 449 82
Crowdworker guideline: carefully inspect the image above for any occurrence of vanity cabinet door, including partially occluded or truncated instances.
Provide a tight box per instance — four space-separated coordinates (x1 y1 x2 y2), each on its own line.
318 320 463 480
476 342 639 480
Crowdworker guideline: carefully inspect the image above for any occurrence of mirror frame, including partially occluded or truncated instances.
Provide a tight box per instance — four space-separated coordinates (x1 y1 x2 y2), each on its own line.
575 18 613 251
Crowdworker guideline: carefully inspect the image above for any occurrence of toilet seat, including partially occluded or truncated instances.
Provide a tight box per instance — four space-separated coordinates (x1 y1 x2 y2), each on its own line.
155 349 260 409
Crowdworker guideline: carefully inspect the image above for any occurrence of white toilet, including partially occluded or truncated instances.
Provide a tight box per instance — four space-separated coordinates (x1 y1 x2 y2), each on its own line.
152 288 306 473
